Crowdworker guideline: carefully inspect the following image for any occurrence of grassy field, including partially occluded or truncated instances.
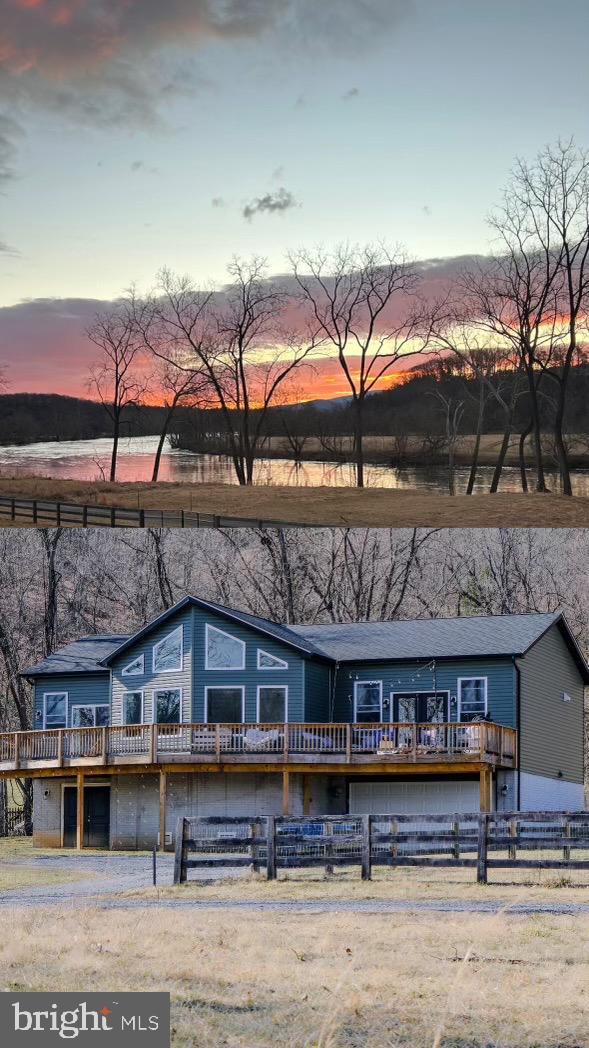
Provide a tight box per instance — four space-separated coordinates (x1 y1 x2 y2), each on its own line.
0 476 588 527
138 862 589 906
0 902 587 1046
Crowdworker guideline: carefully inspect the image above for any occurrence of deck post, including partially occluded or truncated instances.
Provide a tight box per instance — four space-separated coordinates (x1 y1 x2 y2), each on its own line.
100 727 107 766
282 770 290 816
57 729 64 768
13 733 20 772
150 724 157 765
345 723 352 763
361 814 372 880
76 770 84 850
159 770 167 852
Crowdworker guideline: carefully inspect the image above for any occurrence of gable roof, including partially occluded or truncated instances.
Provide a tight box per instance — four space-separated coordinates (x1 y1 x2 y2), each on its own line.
290 612 589 679
100 596 330 665
22 636 129 678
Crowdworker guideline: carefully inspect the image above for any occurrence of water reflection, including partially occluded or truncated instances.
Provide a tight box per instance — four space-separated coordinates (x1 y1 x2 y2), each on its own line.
0 435 587 495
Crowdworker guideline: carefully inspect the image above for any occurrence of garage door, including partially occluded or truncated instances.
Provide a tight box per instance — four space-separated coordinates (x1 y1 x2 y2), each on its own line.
349 779 480 815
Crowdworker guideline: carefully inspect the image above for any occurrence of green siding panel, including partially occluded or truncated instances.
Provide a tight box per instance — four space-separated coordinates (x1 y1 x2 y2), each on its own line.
517 623 585 784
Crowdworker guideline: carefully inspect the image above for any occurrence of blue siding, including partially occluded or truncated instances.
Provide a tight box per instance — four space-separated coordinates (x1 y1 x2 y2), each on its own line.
332 657 516 725
34 674 111 727
304 660 333 722
190 606 306 721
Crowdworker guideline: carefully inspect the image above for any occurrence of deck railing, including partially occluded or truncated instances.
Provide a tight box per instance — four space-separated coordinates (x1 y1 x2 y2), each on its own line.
0 721 517 771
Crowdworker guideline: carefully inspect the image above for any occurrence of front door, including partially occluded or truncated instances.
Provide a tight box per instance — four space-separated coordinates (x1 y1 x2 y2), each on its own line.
392 691 449 723
62 787 110 849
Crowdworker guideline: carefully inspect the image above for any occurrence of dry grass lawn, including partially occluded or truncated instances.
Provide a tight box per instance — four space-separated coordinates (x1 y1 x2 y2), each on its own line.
139 861 589 906
0 903 587 1046
0 476 588 527
0 865 85 891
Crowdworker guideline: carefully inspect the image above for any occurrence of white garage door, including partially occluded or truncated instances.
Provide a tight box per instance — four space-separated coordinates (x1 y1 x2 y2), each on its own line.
349 779 480 815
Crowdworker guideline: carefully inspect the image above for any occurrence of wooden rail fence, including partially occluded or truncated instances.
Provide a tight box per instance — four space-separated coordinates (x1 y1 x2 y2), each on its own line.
0 495 291 530
174 811 589 885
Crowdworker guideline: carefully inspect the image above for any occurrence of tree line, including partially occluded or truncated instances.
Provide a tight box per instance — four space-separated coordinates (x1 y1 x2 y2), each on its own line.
88 140 589 494
0 527 587 825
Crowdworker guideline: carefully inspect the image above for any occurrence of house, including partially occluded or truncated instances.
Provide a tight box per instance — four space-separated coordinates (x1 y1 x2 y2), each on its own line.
0 597 586 850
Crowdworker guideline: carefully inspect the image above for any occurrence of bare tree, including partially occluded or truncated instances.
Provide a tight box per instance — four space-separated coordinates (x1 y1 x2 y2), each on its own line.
290 243 423 487
512 141 589 494
87 293 150 482
156 260 320 485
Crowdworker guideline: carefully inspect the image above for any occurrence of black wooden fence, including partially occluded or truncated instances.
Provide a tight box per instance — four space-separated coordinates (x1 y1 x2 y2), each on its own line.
0 807 26 837
174 811 589 886
0 495 290 529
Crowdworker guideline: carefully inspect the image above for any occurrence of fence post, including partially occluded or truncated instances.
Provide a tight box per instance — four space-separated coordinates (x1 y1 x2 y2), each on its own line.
173 816 187 884
361 814 372 880
391 817 399 864
325 819 334 876
509 816 517 860
477 813 489 884
452 818 460 860
110 507 116 528
82 504 88 527
251 819 262 874
266 815 276 880
32 500 37 525
139 509 145 528
564 815 571 862
11 498 15 521
56 502 61 526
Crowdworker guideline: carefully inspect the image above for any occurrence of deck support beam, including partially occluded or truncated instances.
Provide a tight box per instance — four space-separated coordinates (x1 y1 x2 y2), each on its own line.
479 767 492 812
282 770 290 816
76 770 84 850
159 770 167 852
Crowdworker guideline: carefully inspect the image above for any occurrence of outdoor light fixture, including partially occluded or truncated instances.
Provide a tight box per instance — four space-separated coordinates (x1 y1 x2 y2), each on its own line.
500 783 509 796
43 789 50 798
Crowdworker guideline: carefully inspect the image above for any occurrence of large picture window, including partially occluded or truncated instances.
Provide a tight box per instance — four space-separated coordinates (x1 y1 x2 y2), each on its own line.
354 681 383 722
152 627 183 673
70 705 110 728
43 692 67 729
205 625 245 670
205 687 244 723
458 678 488 721
123 691 143 725
257 685 287 722
154 688 182 724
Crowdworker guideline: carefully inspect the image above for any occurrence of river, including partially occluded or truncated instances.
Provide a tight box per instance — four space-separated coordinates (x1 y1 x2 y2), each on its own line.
0 435 587 495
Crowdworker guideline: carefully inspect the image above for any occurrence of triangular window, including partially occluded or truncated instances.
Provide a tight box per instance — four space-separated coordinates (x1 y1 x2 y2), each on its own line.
257 649 288 670
122 654 144 676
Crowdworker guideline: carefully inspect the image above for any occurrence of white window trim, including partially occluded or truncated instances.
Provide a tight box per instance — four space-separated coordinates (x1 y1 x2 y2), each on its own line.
204 685 246 724
122 690 144 726
69 703 110 728
152 686 183 725
122 654 145 677
43 691 68 729
152 626 183 674
256 684 289 723
353 680 383 722
257 648 288 671
390 690 451 722
457 677 488 720
205 623 246 671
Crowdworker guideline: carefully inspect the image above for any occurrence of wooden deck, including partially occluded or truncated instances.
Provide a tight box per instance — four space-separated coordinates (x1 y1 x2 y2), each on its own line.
0 721 517 777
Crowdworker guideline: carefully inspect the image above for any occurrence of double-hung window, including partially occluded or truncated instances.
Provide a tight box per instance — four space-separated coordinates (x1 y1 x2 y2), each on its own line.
43 692 67 729
354 681 383 723
458 678 488 721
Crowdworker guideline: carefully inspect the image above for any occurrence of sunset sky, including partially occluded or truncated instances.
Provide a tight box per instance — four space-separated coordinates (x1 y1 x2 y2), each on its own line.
1 0 588 398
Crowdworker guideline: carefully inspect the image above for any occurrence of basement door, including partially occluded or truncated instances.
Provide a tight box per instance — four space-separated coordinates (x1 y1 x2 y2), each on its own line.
63 786 111 848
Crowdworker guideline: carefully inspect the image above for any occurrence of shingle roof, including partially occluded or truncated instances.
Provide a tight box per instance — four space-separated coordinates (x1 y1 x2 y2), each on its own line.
289 613 565 663
22 636 129 677
100 596 330 664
